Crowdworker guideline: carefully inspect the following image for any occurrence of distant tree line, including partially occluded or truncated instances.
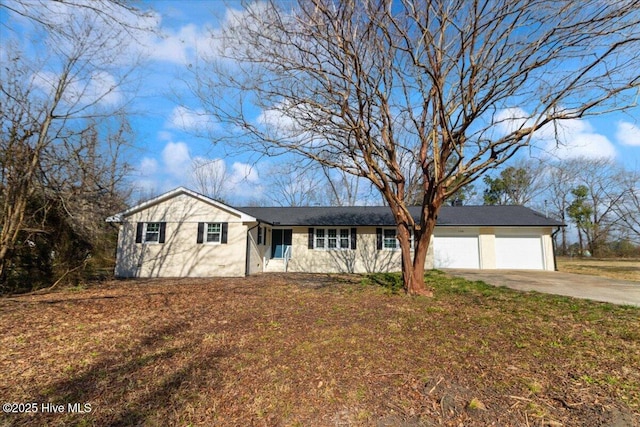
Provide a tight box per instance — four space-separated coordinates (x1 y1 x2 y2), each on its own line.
478 157 639 258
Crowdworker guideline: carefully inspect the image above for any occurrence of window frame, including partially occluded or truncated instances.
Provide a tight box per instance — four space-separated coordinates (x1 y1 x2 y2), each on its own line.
205 222 222 244
380 228 414 251
144 222 161 244
313 228 352 250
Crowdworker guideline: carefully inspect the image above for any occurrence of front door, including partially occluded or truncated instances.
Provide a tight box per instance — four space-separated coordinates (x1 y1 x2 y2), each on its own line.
271 229 292 258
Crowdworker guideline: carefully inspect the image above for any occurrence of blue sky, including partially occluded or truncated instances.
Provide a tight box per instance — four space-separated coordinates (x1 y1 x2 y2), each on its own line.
2 0 639 206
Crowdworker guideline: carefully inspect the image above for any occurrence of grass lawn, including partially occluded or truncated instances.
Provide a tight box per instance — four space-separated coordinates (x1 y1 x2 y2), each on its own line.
557 256 640 282
1 272 638 426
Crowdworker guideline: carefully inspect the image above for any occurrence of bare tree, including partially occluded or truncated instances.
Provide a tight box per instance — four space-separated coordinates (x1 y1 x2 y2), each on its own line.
320 166 367 206
0 1 148 286
190 0 640 294
614 170 640 244
262 161 323 206
572 158 632 256
191 158 230 201
541 162 581 254
540 157 635 256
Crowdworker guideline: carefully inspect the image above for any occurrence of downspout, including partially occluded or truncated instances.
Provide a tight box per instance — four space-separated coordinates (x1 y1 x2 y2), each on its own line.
551 226 562 272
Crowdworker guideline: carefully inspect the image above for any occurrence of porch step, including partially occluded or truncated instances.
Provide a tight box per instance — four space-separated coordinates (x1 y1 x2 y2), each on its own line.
264 258 286 272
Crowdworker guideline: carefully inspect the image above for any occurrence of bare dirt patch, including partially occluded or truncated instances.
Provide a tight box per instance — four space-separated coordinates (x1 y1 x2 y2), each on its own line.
1 272 638 426
557 257 640 282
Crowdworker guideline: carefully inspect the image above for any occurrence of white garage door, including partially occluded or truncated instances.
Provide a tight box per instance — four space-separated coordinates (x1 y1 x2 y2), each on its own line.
495 236 544 270
434 236 480 268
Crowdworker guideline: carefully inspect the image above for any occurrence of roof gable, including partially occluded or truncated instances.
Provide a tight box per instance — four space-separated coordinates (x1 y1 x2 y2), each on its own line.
106 187 256 222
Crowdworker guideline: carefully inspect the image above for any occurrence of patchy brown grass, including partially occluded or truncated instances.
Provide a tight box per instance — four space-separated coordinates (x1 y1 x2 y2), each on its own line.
557 257 640 282
0 272 639 426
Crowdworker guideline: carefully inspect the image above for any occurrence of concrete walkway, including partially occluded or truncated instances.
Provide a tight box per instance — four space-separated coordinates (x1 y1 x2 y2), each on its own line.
444 269 640 307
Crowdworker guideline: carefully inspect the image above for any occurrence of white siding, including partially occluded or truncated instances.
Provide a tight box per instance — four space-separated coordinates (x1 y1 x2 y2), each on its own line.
114 194 251 278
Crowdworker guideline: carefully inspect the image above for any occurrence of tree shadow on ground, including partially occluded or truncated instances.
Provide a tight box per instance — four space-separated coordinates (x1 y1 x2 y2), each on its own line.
7 320 227 426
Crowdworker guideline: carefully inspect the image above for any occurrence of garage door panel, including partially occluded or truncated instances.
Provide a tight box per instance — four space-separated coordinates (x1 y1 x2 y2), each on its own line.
495 236 544 270
434 236 480 269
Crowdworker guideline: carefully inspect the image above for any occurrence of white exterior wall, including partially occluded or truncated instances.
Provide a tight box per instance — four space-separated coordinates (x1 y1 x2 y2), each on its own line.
286 226 435 274
114 194 251 278
246 225 271 275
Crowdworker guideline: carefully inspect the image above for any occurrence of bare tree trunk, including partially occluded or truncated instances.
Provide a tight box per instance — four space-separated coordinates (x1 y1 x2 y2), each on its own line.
577 228 584 256
561 212 568 255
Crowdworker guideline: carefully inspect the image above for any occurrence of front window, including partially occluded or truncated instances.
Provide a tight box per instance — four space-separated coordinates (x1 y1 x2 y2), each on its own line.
315 228 351 250
145 222 160 243
315 229 325 249
206 223 221 243
340 229 350 248
383 229 397 249
328 229 337 249
381 228 414 250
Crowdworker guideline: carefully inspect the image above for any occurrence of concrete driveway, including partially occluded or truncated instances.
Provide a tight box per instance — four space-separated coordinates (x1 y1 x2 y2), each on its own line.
444 269 640 307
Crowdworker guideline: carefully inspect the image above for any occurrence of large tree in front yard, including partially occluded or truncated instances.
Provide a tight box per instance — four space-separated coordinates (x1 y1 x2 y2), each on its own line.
190 0 640 295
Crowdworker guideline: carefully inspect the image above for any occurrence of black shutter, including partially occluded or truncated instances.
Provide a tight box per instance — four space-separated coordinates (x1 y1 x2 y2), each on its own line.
221 222 228 244
158 222 166 243
351 228 357 250
135 222 143 243
308 228 314 249
197 222 204 244
376 228 382 250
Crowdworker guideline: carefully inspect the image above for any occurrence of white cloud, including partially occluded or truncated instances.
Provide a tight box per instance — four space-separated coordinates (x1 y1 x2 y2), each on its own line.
494 108 618 160
615 121 640 146
157 130 173 141
139 157 159 175
257 107 299 133
230 162 259 184
543 132 617 160
493 107 530 135
135 141 263 202
168 106 218 132
32 69 122 108
150 24 196 64
162 141 191 178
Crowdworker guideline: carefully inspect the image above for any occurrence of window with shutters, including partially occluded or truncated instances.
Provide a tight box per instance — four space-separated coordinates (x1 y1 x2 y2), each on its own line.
144 222 161 243
136 222 166 244
314 228 352 250
197 222 228 244
206 223 222 243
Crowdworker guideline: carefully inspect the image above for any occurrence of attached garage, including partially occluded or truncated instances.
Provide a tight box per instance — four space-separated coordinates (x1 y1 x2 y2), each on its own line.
495 235 545 270
433 234 480 269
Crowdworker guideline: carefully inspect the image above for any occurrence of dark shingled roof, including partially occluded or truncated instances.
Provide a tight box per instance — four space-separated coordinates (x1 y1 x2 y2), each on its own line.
237 205 563 227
